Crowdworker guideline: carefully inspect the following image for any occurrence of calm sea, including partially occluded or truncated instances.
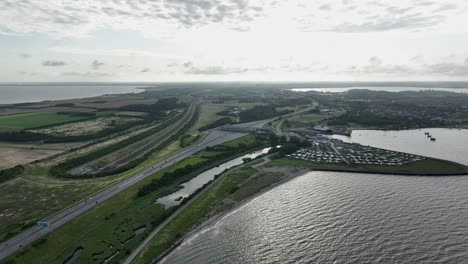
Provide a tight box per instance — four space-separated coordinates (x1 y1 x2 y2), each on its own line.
332 128 468 166
0 84 143 105
161 128 468 264
291 87 468 93
162 171 468 264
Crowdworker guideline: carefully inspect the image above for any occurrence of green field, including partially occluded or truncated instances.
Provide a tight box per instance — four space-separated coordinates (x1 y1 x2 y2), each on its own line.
269 157 468 175
0 112 86 132
0 166 108 242
1 135 266 264
132 167 287 264
290 113 327 124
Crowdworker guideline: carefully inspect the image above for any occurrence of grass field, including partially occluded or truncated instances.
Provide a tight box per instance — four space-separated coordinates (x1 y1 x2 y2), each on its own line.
269 157 468 175
0 142 85 169
1 135 263 264
32 116 140 136
188 101 260 134
132 167 288 264
0 166 106 242
0 123 180 244
0 112 86 132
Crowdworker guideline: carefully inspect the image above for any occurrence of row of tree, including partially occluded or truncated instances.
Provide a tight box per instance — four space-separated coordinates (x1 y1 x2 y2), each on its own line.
0 97 185 143
138 135 270 197
0 165 24 184
198 117 233 131
238 105 293 123
50 105 200 179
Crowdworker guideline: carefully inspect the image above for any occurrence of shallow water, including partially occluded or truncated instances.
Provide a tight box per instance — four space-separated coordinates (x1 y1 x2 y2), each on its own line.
332 128 468 166
161 171 468 264
156 148 271 208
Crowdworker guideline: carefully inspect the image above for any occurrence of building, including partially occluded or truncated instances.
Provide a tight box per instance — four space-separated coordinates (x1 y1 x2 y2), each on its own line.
313 125 333 133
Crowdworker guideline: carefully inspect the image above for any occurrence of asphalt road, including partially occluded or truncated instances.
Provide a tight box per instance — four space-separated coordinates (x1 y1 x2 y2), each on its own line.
0 129 255 261
0 110 305 261
97 101 199 173
71 101 198 175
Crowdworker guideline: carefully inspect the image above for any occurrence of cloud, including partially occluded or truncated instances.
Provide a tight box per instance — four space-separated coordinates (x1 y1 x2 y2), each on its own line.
331 13 445 32
369 56 382 66
19 53 31 59
61 71 112 77
42 60 67 66
343 57 468 77
183 61 193 68
140 67 150 73
91 60 104 70
346 63 416 76
296 1 466 33
318 4 331 11
185 65 248 75
424 62 468 75
434 3 458 12
17 71 37 76
49 47 187 58
410 55 423 62
0 0 266 38
0 0 465 38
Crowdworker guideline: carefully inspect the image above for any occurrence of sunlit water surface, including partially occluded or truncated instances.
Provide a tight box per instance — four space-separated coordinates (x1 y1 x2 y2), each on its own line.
156 148 271 208
332 128 468 166
161 171 468 264
0 84 142 104
290 87 468 93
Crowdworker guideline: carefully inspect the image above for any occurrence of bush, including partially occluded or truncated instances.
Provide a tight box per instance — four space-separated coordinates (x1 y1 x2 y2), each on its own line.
198 117 233 131
0 165 24 183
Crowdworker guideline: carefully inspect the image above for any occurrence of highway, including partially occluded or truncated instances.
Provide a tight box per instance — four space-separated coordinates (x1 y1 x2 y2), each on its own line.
0 108 307 261
71 101 199 175
0 121 278 260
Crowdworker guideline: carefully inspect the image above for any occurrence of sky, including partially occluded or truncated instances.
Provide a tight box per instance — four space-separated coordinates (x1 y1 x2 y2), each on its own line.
1 0 468 82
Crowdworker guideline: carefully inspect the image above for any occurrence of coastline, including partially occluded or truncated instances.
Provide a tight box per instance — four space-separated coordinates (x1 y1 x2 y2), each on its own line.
276 166 468 177
152 166 310 264
150 162 468 263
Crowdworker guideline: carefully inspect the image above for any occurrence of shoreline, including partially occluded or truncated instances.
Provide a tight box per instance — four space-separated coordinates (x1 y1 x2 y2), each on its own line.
280 166 468 177
152 167 310 264
151 164 468 263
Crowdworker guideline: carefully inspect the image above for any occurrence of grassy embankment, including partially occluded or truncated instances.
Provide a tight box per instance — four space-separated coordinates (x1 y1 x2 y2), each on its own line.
1 135 265 264
269 157 468 175
179 101 260 148
0 108 195 242
132 166 288 264
0 112 87 132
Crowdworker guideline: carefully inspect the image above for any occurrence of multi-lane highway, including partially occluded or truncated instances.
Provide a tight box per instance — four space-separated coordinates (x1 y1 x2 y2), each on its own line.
0 126 253 261
0 107 311 261
71 100 199 175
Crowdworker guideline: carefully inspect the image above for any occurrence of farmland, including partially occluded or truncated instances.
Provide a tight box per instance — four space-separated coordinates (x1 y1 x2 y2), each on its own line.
0 112 86 132
31 116 141 136
0 135 269 264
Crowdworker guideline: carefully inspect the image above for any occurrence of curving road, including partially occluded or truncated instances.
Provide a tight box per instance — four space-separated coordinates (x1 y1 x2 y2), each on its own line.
0 106 311 261
71 101 199 175
0 125 262 261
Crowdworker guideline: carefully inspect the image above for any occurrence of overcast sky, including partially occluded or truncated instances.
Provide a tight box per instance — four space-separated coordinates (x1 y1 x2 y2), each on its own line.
1 0 468 82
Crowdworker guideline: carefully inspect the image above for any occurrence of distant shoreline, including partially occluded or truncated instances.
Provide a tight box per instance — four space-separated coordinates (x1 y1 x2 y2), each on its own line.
0 84 143 105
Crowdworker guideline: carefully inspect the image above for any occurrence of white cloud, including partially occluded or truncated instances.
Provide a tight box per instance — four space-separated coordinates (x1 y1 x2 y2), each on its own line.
0 0 467 38
91 60 104 70
2 1 468 81
42 60 67 66
49 46 188 59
